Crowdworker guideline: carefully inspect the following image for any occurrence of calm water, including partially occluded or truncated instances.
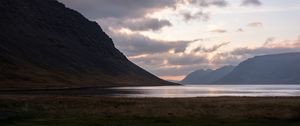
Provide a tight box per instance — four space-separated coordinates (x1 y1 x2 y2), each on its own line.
110 85 300 98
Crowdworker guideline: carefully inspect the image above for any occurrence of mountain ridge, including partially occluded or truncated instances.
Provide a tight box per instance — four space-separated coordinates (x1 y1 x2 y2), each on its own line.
181 52 300 84
0 0 174 89
217 52 300 84
180 65 235 84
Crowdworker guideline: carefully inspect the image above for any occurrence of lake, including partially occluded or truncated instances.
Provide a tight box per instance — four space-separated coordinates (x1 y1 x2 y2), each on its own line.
110 85 300 98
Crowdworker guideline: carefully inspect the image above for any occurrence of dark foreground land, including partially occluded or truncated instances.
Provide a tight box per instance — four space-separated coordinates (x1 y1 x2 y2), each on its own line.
1 96 300 126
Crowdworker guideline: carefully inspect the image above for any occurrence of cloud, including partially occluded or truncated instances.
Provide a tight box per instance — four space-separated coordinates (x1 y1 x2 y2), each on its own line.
263 37 300 48
211 46 300 66
212 36 300 65
207 25 227 33
192 42 230 53
109 31 195 56
179 0 228 21
263 37 276 46
237 28 244 32
181 11 210 21
231 47 300 57
187 0 228 7
209 28 227 33
247 22 263 27
211 52 243 65
59 0 228 23
167 54 208 66
241 0 262 6
125 40 231 77
58 0 177 19
59 0 230 32
108 28 232 77
98 18 172 31
129 53 212 76
153 63 213 76
136 53 208 66
124 18 172 31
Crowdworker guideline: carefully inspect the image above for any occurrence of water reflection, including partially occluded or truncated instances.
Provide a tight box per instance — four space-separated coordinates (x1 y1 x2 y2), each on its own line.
110 85 300 98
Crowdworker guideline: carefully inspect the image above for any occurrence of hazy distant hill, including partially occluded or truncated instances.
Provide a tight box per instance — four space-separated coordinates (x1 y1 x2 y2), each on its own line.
217 52 300 84
180 66 235 84
0 0 173 89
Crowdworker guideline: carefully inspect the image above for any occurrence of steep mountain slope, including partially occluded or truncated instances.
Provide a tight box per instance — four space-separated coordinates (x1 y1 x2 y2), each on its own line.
217 52 300 84
0 0 173 89
180 66 235 84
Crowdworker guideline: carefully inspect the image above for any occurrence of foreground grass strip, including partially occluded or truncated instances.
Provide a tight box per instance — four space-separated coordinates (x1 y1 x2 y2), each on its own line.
1 96 300 126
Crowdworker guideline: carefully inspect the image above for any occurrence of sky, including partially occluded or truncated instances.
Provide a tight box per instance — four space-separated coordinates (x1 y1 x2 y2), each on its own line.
58 0 300 81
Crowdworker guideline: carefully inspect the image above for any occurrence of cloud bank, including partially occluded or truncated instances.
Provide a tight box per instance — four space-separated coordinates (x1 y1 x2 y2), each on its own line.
241 0 262 6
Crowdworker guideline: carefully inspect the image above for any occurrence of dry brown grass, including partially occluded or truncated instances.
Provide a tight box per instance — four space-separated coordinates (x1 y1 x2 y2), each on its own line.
1 96 300 120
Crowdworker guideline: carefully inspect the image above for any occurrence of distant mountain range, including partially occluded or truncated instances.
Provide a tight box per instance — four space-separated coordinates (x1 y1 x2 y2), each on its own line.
180 66 235 84
217 52 300 84
0 0 173 89
181 52 300 84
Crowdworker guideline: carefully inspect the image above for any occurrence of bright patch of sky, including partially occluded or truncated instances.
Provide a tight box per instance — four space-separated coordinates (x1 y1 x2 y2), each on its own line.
143 0 300 52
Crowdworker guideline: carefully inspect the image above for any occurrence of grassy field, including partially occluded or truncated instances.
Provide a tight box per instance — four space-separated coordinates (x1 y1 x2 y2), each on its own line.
1 96 300 126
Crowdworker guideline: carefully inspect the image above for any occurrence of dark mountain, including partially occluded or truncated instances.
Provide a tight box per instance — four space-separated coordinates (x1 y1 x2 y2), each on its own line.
180 66 235 84
0 0 173 89
217 52 300 84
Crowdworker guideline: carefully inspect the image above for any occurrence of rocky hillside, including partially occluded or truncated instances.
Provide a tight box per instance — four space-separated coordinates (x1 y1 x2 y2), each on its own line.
217 52 300 84
0 0 173 89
